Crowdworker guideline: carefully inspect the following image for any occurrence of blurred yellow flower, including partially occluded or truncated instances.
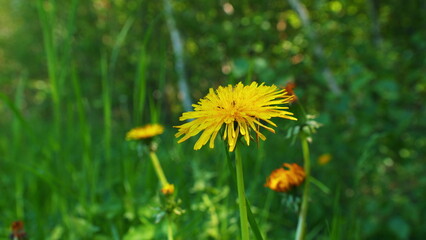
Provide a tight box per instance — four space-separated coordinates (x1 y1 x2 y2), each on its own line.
126 124 164 140
175 82 296 151
264 163 305 192
317 153 332 165
161 183 175 195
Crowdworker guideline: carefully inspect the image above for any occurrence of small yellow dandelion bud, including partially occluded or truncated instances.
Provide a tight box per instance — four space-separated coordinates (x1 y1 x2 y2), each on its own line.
317 153 332 165
161 184 175 195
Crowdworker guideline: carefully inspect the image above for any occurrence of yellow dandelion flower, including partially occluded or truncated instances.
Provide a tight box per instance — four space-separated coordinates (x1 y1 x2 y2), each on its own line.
174 82 297 151
317 153 332 165
126 124 164 140
161 183 175 195
264 163 305 192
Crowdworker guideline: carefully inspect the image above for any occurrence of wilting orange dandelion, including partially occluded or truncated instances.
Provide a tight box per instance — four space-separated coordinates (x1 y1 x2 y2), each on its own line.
175 82 296 151
10 221 27 240
283 82 298 103
265 163 306 192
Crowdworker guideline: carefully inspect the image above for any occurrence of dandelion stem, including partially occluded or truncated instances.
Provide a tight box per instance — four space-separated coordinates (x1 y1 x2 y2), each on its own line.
295 135 311 240
147 150 174 240
235 147 250 240
167 215 174 240
149 151 169 187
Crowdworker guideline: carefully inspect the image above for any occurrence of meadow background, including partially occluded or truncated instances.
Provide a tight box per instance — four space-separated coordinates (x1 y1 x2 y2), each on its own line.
1 0 425 239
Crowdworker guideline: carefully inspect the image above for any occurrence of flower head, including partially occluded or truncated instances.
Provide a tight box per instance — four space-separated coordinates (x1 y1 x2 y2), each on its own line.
264 163 305 192
283 82 297 103
10 221 27 240
161 183 175 195
126 124 164 141
175 82 296 151
318 153 332 165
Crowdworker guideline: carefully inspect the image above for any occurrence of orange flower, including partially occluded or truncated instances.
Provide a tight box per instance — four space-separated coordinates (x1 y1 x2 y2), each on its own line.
283 82 298 103
10 221 27 240
265 163 305 192
161 183 175 195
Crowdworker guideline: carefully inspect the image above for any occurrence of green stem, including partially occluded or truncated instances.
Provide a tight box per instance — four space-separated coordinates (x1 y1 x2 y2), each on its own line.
149 151 169 187
223 140 263 240
235 147 250 240
295 136 311 240
167 215 174 240
148 150 174 239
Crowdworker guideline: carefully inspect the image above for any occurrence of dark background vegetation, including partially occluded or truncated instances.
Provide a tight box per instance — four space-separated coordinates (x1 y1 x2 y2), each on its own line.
1 0 425 239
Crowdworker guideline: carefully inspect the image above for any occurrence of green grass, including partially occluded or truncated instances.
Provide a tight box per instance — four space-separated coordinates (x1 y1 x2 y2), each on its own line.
1 0 426 239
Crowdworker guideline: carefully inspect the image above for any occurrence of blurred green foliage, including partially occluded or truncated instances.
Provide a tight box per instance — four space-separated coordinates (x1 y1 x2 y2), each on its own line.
1 0 425 239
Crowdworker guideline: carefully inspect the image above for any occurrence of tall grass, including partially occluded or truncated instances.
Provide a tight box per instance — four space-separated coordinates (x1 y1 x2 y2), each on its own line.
2 1 408 240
